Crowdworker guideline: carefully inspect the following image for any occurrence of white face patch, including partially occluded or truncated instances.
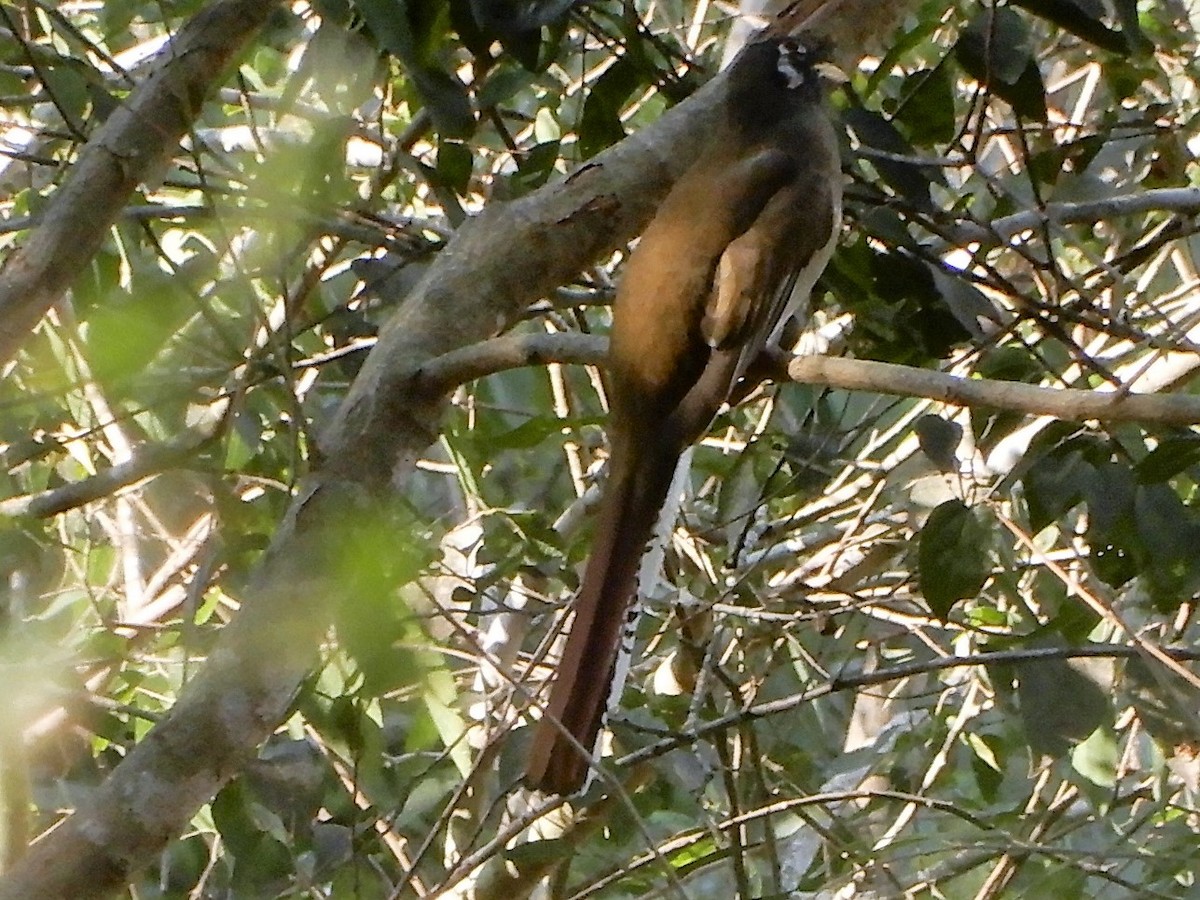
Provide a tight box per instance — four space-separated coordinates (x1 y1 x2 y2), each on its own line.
777 40 810 89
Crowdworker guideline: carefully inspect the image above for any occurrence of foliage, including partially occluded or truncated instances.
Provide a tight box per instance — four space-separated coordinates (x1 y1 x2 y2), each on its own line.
2 0 1200 897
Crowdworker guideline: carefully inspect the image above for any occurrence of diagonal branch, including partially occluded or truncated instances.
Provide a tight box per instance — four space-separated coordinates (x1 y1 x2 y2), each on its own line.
0 0 280 368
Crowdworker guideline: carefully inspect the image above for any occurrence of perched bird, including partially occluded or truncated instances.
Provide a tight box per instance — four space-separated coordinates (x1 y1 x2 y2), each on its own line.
525 33 844 794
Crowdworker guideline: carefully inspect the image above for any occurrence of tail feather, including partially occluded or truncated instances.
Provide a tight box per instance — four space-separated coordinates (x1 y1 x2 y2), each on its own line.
525 440 680 793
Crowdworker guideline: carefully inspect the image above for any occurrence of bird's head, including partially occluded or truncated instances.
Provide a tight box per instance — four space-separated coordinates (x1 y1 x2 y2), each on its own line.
725 34 840 134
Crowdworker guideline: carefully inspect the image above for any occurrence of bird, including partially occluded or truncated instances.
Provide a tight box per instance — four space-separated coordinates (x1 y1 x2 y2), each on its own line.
525 32 844 794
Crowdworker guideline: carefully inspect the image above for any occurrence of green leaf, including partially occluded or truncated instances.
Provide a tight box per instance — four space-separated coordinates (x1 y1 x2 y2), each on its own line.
211 781 259 859
895 64 956 145
955 8 1047 121
1071 723 1120 787
1023 449 1095 532
1124 656 1200 750
1136 433 1200 483
918 500 993 619
513 139 562 192
506 837 571 869
409 65 475 137
1011 0 1129 54
928 265 1005 340
958 8 1033 85
356 0 475 136
1084 462 1139 588
1110 0 1148 52
976 345 1044 385
414 662 472 776
436 139 473 194
1017 649 1112 759
579 56 644 159
915 414 962 474
844 107 939 204
477 63 533 108
1134 483 1200 611
490 415 569 450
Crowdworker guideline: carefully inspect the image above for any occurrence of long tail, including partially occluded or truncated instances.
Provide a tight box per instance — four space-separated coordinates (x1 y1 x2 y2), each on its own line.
525 437 681 793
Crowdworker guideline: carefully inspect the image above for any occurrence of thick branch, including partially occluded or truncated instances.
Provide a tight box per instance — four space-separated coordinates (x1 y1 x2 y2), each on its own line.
0 0 279 368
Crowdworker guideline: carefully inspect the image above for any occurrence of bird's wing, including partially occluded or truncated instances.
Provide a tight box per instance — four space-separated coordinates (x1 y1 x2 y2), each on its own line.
705 171 840 390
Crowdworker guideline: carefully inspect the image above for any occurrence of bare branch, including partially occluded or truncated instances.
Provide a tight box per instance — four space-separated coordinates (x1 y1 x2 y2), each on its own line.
951 187 1200 246
617 643 1200 769
414 332 607 396
411 331 1200 429
0 428 217 519
787 355 1200 425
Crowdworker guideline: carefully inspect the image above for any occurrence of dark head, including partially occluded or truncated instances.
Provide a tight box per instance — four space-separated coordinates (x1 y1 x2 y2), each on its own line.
725 35 828 135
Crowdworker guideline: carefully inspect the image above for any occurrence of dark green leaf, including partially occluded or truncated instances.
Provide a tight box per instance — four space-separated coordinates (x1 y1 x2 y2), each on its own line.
844 108 939 205
918 500 993 619
955 8 1047 121
1011 0 1128 54
1124 656 1200 750
928 265 1006 339
1016 645 1112 759
477 63 534 108
38 65 90 134
1134 483 1200 610
230 834 293 893
915 414 962 473
408 65 475 137
436 140 473 194
355 0 414 57
465 0 575 70
976 345 1044 384
895 65 956 145
356 0 475 136
1136 433 1200 483
1084 461 1135 536
491 415 569 450
579 56 645 159
1024 449 1095 532
1028 144 1066 187
1111 0 1147 52
212 781 259 859
512 140 562 192
507 836 571 869
1005 61 1049 122
957 8 1033 85
1083 462 1139 587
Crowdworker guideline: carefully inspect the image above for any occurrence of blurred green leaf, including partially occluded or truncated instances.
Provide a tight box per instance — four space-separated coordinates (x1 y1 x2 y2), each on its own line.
579 56 644 159
895 64 956 146
436 139 473 194
919 500 994 619
956 8 1047 120
1017 648 1112 759
1011 0 1129 54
